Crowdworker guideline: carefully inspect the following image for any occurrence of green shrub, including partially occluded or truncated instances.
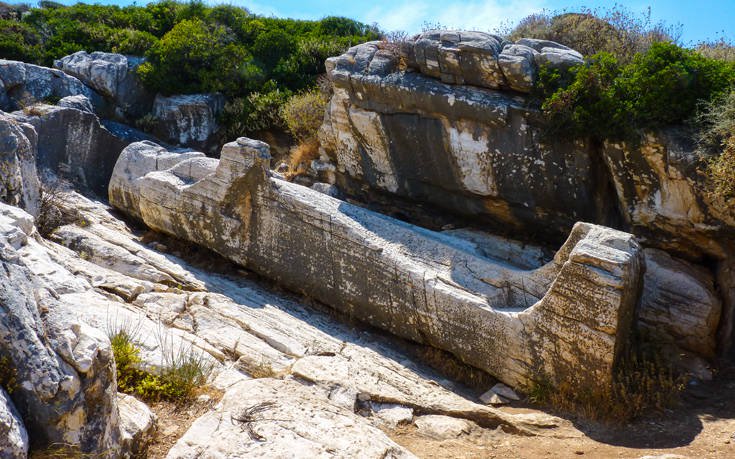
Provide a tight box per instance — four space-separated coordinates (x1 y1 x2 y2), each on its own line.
0 19 42 62
220 82 292 138
540 42 735 141
281 89 328 143
108 317 213 402
137 18 248 95
110 28 158 55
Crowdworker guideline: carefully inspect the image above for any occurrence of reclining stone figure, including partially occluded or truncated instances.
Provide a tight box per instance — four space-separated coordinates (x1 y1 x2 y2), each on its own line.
110 138 642 394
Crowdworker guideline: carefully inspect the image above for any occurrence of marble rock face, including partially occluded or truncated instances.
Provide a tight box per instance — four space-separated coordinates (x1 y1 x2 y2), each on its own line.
110 138 643 394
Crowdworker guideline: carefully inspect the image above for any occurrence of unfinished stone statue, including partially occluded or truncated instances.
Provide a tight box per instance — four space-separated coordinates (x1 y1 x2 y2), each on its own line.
110 138 642 393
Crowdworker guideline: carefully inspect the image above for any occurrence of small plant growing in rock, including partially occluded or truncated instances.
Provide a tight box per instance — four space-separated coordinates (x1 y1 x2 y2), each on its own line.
36 180 83 238
134 113 159 133
107 315 213 403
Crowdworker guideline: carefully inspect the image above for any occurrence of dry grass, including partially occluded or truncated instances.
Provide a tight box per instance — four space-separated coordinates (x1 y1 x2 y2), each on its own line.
709 136 735 201
527 345 687 423
36 181 84 238
286 139 320 178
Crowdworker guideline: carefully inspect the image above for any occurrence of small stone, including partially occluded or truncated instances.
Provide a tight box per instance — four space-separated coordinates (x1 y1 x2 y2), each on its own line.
370 403 414 428
491 383 520 401
479 389 509 406
328 386 358 412
414 415 473 440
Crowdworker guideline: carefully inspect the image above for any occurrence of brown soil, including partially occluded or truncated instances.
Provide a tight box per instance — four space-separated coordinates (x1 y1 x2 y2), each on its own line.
144 387 223 459
388 368 735 459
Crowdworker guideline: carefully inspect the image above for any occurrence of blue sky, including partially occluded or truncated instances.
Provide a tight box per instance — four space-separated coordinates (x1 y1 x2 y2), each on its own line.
52 1 734 45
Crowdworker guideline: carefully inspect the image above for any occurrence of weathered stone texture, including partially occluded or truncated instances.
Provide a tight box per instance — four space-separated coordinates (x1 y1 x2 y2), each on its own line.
0 111 40 216
320 41 735 266
152 93 224 154
10 105 138 195
0 59 105 113
110 138 643 393
0 388 28 459
54 51 152 120
395 31 583 92
167 378 415 458
0 202 121 454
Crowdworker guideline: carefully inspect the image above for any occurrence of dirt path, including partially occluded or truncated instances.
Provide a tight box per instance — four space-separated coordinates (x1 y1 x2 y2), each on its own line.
388 368 735 458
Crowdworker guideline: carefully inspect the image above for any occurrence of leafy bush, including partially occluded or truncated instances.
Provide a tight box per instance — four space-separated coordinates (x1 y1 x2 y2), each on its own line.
281 89 328 143
540 42 735 141
137 18 248 95
7 1 378 139
0 19 42 62
504 6 681 64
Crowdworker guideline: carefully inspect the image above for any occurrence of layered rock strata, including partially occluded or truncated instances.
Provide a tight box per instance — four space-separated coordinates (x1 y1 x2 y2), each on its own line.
319 38 735 264
110 138 643 393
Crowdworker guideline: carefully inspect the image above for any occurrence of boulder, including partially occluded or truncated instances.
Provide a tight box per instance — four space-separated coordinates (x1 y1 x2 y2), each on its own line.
498 44 538 92
397 32 581 92
117 393 156 457
57 94 94 113
641 248 722 358
414 414 473 440
0 388 28 459
0 59 105 113
151 93 224 154
54 51 152 120
10 105 139 196
0 111 40 216
110 138 643 395
403 30 507 88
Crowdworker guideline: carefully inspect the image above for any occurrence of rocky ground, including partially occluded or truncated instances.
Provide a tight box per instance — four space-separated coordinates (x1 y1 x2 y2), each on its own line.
5 185 730 458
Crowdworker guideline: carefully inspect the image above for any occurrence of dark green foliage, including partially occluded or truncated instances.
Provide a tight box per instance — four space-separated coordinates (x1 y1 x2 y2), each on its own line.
539 42 735 141
6 1 378 136
0 18 42 62
137 18 248 95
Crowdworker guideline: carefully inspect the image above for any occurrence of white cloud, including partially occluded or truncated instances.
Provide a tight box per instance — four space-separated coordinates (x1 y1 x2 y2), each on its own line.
363 0 548 34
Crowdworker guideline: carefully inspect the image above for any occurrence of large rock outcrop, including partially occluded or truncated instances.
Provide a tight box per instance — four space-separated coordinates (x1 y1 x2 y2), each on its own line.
0 111 40 216
319 39 735 264
0 202 121 454
396 32 583 92
0 59 105 113
9 105 144 196
110 138 643 393
54 51 152 120
0 184 572 453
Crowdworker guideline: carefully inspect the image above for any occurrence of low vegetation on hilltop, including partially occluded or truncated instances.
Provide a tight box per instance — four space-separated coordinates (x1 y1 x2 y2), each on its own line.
0 0 378 137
